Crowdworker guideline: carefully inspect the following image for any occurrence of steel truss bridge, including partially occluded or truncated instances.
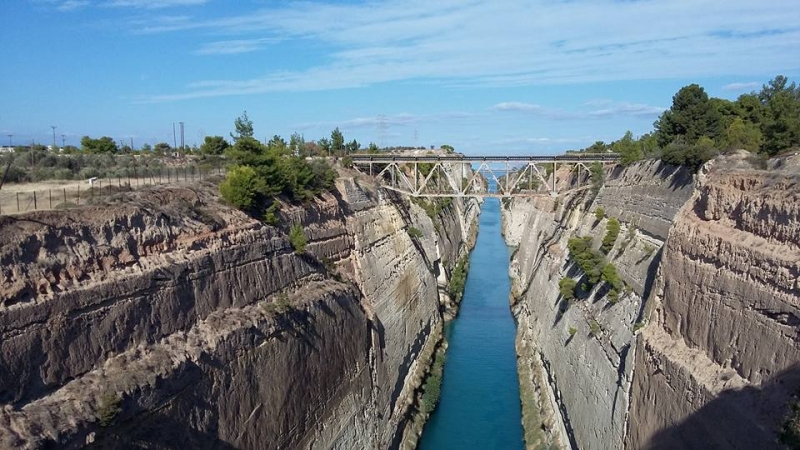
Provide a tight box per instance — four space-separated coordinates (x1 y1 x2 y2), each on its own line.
351 154 620 198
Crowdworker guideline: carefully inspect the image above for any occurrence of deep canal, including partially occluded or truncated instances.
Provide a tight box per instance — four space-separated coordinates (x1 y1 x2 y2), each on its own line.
419 197 524 449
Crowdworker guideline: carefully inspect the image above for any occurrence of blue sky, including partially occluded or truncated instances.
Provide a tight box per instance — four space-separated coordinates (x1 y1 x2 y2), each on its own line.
1 0 798 154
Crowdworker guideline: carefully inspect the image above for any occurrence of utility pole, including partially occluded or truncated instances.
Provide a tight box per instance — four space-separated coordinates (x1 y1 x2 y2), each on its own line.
61 135 66 147
179 121 185 154
172 122 177 150
51 125 57 150
130 137 134 151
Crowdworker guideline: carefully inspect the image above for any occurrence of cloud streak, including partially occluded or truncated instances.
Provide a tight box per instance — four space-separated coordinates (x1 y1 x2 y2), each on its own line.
490 100 665 120
194 38 281 55
722 81 761 92
130 0 799 101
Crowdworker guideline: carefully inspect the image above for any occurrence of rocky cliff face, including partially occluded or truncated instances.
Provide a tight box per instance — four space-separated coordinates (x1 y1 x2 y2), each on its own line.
505 153 800 449
626 154 800 449
503 160 695 450
0 171 479 449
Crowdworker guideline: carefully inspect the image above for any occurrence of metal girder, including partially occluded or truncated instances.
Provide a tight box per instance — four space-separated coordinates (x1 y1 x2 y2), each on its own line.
355 155 616 198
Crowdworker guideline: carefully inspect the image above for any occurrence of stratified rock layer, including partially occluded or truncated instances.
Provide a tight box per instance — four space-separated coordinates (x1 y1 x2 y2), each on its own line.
0 172 480 449
505 153 800 450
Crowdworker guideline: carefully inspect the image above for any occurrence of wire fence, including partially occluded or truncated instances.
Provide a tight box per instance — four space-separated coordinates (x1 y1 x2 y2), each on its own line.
0 165 226 215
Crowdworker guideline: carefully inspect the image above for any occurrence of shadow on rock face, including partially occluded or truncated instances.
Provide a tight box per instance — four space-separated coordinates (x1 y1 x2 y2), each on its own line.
643 363 800 450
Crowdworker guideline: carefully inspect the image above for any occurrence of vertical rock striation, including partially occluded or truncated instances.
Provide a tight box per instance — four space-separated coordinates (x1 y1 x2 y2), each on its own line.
0 171 479 449
504 153 800 449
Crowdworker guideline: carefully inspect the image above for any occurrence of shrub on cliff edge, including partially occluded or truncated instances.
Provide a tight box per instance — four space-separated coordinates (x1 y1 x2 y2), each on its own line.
219 165 266 210
601 218 621 254
559 277 577 300
289 225 307 254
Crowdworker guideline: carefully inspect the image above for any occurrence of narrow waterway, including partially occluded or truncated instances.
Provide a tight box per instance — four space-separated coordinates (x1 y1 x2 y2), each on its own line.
419 198 524 449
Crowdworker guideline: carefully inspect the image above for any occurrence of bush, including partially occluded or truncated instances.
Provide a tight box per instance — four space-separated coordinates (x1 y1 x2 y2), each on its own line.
594 207 605 222
601 263 624 291
341 155 353 168
420 350 446 414
779 394 800 448
568 326 578 336
590 162 605 193
219 165 265 210
660 139 719 171
262 293 292 315
643 243 657 257
633 321 646 333
608 289 620 304
601 218 620 253
447 254 469 303
97 392 122 427
289 225 307 254
568 236 605 285
589 320 601 336
559 277 577 300
264 201 280 225
407 226 424 239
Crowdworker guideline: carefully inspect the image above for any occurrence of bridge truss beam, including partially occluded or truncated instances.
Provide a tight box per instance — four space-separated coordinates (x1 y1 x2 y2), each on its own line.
355 158 613 198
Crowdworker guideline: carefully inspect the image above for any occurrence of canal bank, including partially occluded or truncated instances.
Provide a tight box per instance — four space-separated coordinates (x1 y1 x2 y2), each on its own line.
419 197 524 449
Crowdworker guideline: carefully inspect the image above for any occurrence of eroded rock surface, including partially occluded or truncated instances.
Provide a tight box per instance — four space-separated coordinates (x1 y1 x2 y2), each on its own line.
0 172 479 449
504 153 800 449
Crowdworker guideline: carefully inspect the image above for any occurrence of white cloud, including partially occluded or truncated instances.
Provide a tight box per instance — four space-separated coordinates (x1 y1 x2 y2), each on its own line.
490 100 664 120
107 0 207 8
57 0 90 11
586 102 666 117
490 102 545 113
136 0 800 101
722 81 761 92
195 38 281 55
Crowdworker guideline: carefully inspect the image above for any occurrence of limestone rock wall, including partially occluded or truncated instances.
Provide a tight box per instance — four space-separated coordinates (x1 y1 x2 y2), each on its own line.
503 161 693 450
626 154 800 449
506 153 800 450
0 172 479 449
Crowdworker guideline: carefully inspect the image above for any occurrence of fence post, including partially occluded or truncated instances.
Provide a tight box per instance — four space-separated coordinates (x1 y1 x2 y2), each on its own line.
16 192 20 212
49 190 52 209
77 185 80 205
63 188 67 206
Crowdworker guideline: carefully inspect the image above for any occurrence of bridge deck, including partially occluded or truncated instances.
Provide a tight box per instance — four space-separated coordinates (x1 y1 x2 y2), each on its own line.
350 153 619 162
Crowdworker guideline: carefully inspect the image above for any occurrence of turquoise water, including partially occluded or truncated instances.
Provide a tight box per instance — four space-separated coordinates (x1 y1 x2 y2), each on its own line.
419 198 524 450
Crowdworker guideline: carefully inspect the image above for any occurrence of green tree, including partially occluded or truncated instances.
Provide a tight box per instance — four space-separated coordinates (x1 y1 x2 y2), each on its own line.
760 76 800 155
345 139 360 154
441 144 455 153
318 137 332 155
559 277 577 300
735 93 764 125
613 131 643 166
199 136 230 155
80 136 118 154
219 165 266 210
268 135 287 152
289 225 307 254
231 110 254 142
153 142 171 156
723 117 763 152
655 84 721 147
367 142 380 153
330 127 344 154
586 141 608 153
590 162 604 193
289 132 305 157
601 218 620 253
601 263 623 291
